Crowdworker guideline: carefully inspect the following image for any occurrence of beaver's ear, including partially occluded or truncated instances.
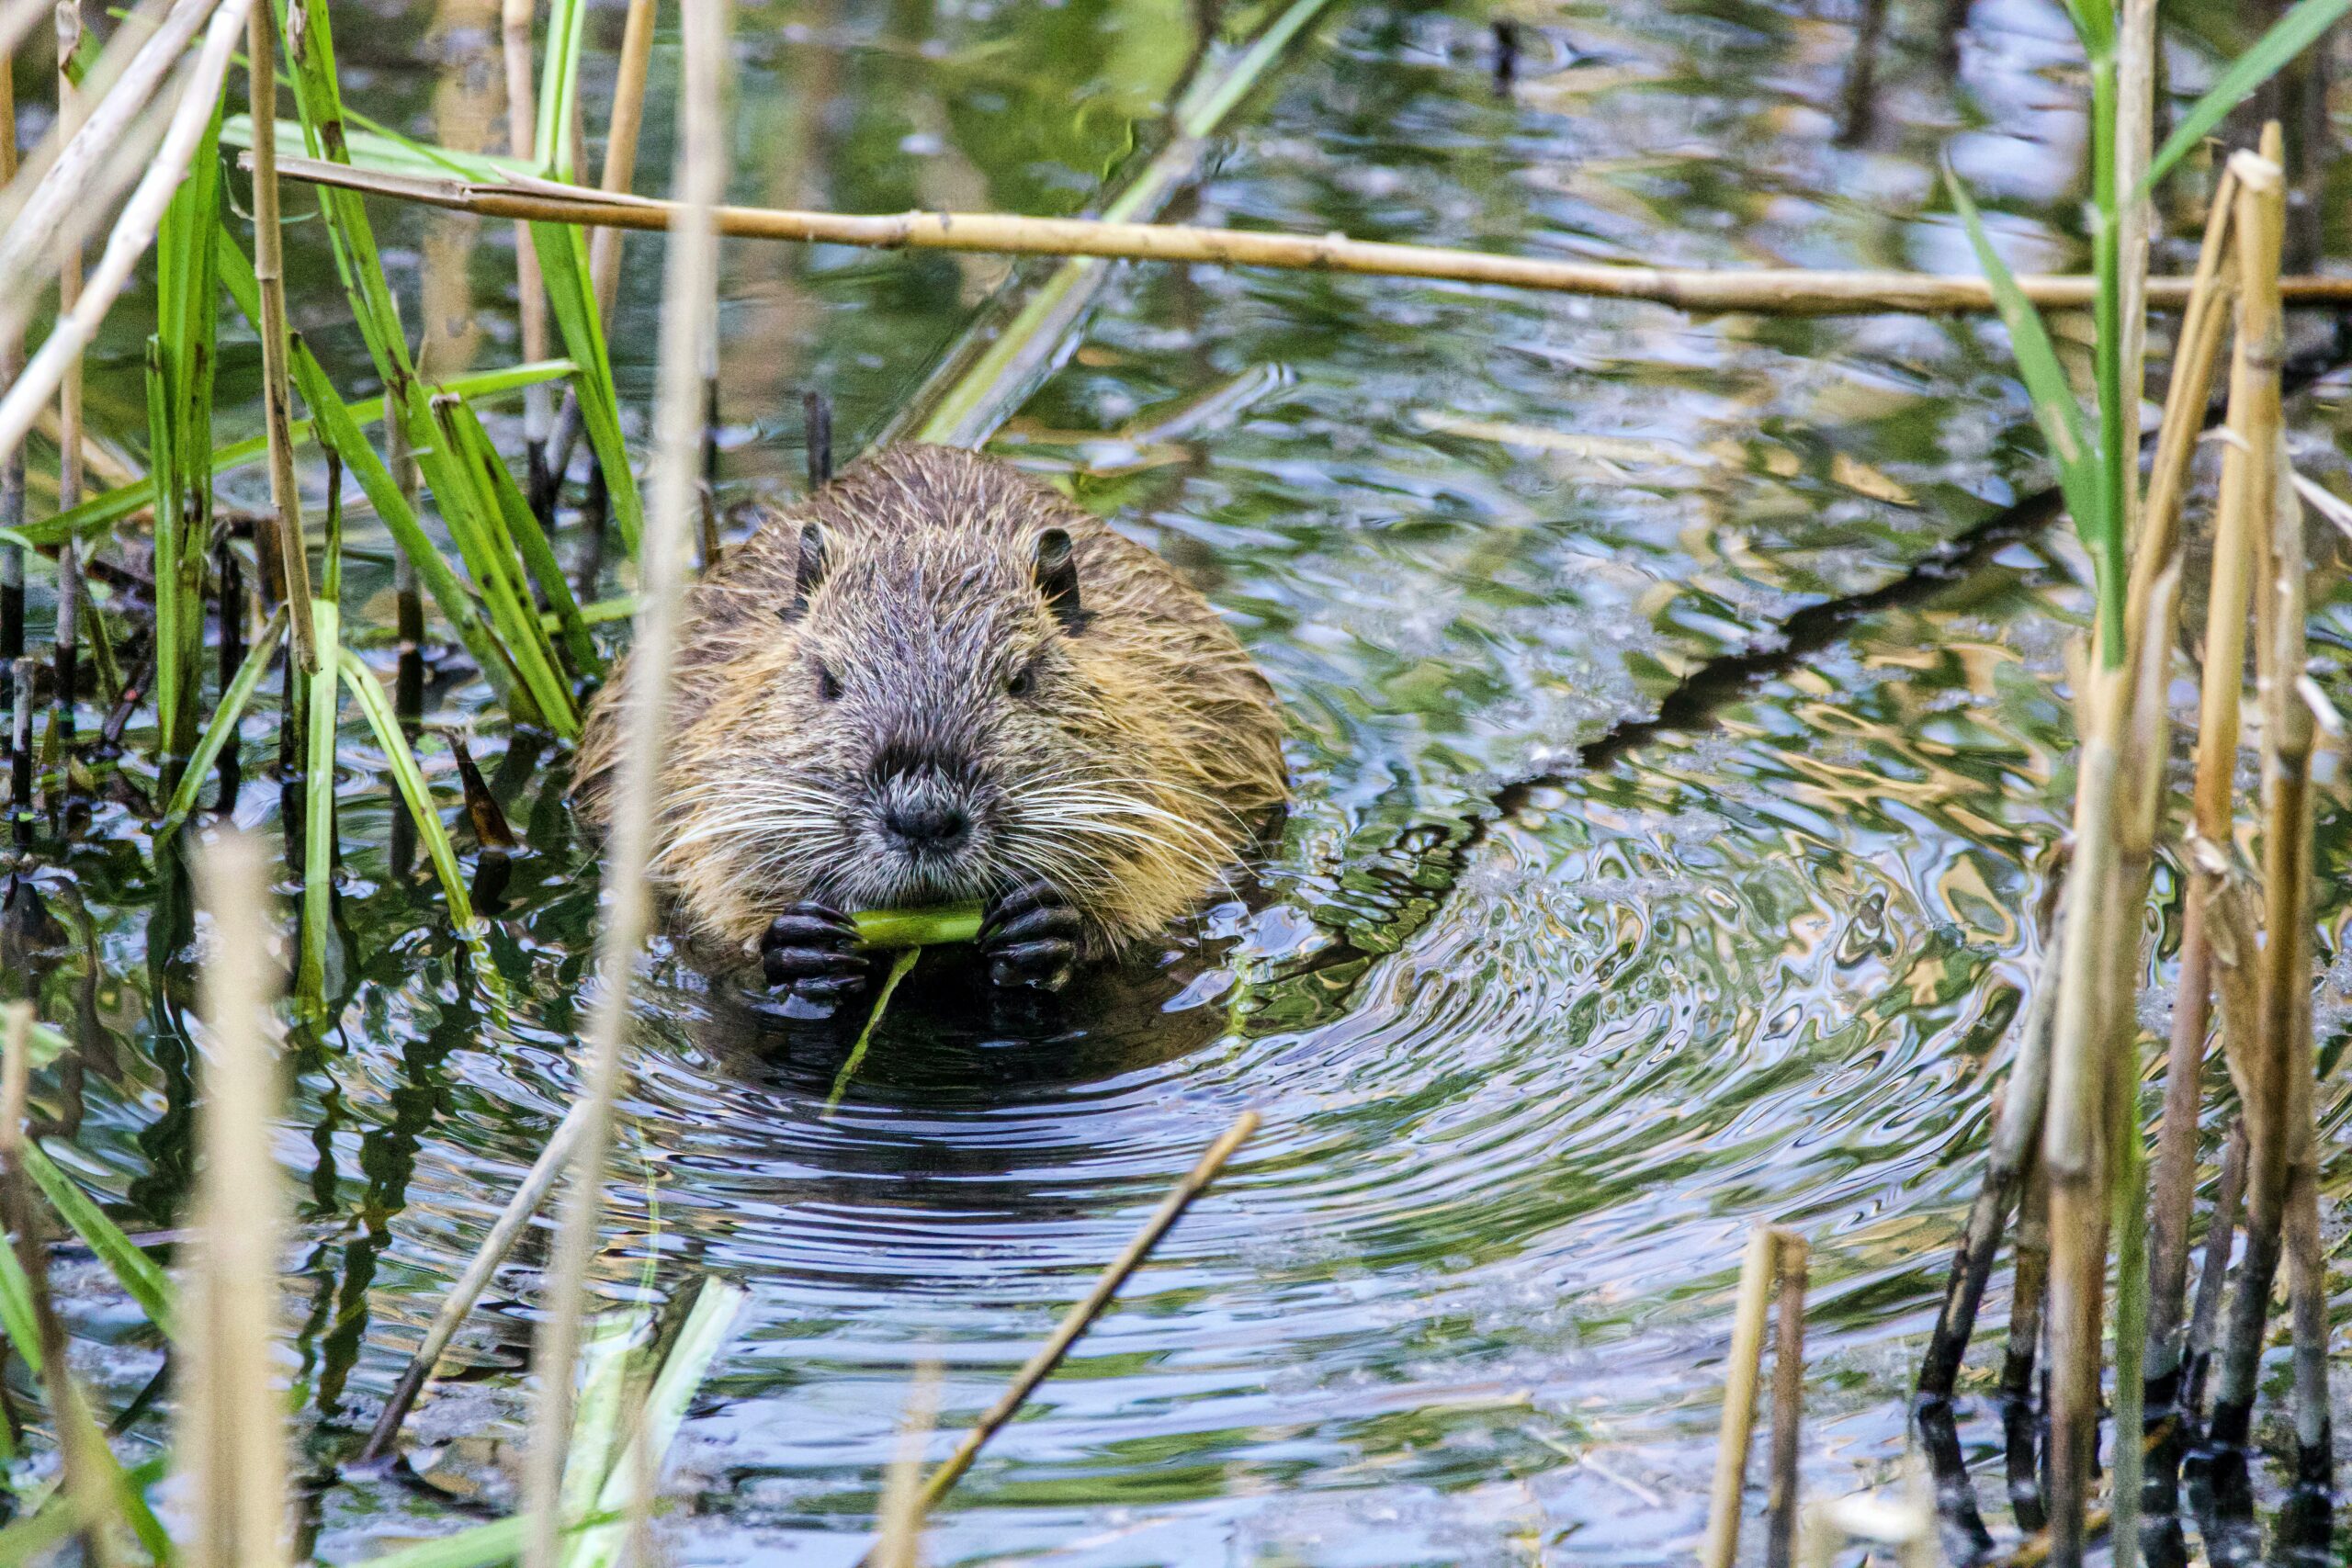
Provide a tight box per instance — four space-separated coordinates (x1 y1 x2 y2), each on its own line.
780 522 827 622
1035 528 1088 634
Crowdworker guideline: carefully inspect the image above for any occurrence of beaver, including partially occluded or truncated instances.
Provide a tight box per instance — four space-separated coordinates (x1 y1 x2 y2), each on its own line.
573 444 1289 1000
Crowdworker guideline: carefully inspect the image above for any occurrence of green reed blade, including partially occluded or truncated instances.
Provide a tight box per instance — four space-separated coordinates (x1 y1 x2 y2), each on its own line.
535 0 591 182
445 399 601 673
287 344 540 716
563 1280 749 1568
532 219 645 554
9 360 576 551
2144 0 2352 193
153 85 227 760
300 597 343 997
19 1142 176 1341
0 1231 41 1374
900 0 1337 449
1945 166 2114 647
557 1310 648 1538
276 0 571 739
337 646 489 946
824 948 922 1115
224 110 535 181
424 400 582 736
143 335 185 759
156 604 288 840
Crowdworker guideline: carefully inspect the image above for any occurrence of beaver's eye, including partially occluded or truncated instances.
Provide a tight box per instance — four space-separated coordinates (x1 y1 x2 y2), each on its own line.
1006 664 1036 698
817 664 842 702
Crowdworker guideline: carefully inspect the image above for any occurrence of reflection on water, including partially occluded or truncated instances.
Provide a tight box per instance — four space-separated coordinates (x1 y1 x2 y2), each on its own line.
8 0 2352 1561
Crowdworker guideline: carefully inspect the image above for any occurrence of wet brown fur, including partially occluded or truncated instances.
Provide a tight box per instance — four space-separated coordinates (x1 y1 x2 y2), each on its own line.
574 446 1288 957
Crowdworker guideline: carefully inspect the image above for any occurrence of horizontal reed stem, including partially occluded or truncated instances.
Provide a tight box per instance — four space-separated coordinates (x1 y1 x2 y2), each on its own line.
262 152 2352 319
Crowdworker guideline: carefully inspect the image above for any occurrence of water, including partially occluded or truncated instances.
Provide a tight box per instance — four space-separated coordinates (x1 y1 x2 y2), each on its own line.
10 0 2352 1561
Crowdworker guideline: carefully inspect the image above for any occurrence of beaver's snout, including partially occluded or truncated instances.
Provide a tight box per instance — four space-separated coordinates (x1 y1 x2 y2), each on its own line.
867 745 988 881
880 795 969 850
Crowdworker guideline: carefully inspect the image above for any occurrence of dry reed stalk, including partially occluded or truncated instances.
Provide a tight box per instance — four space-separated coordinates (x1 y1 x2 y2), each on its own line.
2125 165 2236 653
2038 560 2182 1562
2103 549 2184 1552
1916 897 2063 1399
51 0 82 743
871 1361 941 1568
589 0 653 318
501 0 551 490
2209 145 2294 1455
245 0 314 671
515 0 724 1554
0 0 218 333
848 1109 1258 1558
1701 1224 1779 1568
2000 1156 2050 1406
0 0 252 465
2038 679 2125 1564
0 0 53 62
356 1097 592 1463
1764 1231 1806 1568
2143 181 2253 1422
0 34 19 671
263 154 2352 318
0 1004 119 1568
180 833 288 1568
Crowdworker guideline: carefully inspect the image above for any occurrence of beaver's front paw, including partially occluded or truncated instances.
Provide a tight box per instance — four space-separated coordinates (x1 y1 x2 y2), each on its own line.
762 902 872 1004
979 877 1080 992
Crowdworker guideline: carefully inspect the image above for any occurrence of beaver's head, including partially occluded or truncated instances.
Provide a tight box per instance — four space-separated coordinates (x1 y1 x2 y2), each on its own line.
717 513 1202 919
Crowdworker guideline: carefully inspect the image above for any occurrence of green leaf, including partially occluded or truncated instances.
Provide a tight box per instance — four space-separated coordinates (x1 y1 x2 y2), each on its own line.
531 220 645 555
336 647 487 948
19 1142 176 1341
1944 167 2112 564
443 400 601 674
156 604 289 840
2145 0 2352 193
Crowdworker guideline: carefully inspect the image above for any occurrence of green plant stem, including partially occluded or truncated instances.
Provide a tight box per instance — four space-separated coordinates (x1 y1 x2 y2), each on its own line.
156 603 286 837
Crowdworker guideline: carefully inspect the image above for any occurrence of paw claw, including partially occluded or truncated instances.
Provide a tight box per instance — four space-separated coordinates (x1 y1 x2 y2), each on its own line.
981 878 1079 992
761 900 870 1001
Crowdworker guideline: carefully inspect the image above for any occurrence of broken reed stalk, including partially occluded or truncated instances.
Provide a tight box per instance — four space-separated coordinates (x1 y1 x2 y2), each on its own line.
515 0 723 1557
0 0 219 324
356 1097 593 1464
180 832 288 1568
1915 899 2063 1400
852 1109 1259 1559
1701 1224 1779 1568
1764 1231 1806 1568
245 0 315 673
2143 171 2251 1432
0 0 252 467
2209 145 2294 1456
261 154 2352 319
0 1005 119 1568
52 0 83 748
501 0 551 494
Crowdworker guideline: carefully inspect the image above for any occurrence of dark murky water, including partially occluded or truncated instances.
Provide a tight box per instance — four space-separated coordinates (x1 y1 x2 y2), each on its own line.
11 0 2352 1560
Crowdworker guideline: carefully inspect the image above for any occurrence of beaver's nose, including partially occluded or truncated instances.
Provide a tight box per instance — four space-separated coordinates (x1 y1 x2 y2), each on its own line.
884 800 969 848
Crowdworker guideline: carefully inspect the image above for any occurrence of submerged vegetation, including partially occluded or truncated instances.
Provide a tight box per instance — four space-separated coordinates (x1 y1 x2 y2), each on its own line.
1 0 2351 1559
